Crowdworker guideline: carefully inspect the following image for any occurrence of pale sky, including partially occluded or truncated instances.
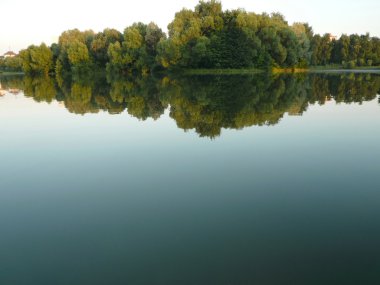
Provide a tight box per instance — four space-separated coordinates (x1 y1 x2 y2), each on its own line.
1 0 379 55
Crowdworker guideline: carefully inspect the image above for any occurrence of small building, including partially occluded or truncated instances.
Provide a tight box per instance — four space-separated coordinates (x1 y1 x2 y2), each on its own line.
3 51 17 58
328 34 337 42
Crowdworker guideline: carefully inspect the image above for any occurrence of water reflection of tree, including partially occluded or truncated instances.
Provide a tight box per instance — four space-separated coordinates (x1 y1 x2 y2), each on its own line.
0 75 24 90
11 73 380 138
162 74 317 137
23 76 57 103
108 75 168 120
330 74 379 103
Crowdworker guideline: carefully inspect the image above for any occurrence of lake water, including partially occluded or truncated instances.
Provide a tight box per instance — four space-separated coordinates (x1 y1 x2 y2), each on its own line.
0 73 380 285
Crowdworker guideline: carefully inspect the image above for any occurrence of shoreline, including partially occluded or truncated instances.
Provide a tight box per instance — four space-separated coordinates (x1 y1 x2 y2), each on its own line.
307 69 380 74
2 67 380 77
183 67 380 75
0 71 25 76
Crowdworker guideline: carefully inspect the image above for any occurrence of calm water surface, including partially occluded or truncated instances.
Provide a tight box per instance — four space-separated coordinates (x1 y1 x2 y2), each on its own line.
0 73 380 285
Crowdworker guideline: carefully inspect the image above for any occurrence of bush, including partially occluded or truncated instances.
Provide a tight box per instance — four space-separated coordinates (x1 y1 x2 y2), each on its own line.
343 60 356 69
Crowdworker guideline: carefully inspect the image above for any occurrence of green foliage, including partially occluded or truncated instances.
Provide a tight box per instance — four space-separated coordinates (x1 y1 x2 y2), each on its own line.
55 29 95 75
67 41 90 66
330 33 380 66
15 0 380 74
157 38 181 68
160 3 317 70
311 34 333 65
0 56 23 72
107 22 165 74
90 28 123 67
291 23 312 66
19 43 53 75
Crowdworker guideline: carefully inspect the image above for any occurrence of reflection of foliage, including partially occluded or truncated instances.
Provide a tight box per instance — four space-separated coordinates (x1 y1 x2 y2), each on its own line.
0 75 24 89
329 74 380 103
162 74 310 137
306 73 380 104
64 83 94 115
7 73 380 137
108 75 168 120
23 76 57 103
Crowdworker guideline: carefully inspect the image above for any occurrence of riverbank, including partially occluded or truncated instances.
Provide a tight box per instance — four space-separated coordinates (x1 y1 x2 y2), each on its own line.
0 71 25 76
1 67 380 77
178 66 380 75
307 66 380 74
273 65 380 74
181 68 264 75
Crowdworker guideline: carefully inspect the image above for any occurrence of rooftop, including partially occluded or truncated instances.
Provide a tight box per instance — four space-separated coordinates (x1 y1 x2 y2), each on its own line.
4 51 17 56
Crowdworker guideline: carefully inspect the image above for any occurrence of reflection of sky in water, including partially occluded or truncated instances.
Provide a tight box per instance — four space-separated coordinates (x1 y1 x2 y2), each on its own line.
0 79 380 284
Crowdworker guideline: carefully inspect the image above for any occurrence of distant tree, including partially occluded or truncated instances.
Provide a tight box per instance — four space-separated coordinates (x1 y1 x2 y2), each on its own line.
107 22 165 74
67 41 91 71
348 34 361 65
0 55 23 72
19 43 53 75
91 29 123 67
292 23 312 66
331 34 350 64
55 29 95 74
156 38 181 68
311 34 332 65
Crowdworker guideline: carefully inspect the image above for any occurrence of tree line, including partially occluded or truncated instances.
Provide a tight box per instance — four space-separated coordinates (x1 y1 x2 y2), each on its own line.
2 0 380 75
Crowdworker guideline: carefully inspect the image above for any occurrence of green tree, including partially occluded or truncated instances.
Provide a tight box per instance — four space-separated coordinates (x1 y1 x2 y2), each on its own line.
56 29 95 74
292 23 312 66
19 43 53 75
0 55 23 72
91 29 123 67
107 22 165 74
67 41 90 67
311 34 332 65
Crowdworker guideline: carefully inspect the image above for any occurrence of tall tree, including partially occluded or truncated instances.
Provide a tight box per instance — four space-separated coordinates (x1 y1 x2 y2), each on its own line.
19 43 53 75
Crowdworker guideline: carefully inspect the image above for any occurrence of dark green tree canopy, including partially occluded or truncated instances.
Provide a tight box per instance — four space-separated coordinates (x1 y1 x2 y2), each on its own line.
14 0 380 75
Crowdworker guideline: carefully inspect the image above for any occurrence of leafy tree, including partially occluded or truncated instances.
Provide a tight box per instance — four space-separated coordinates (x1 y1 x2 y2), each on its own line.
0 55 23 72
311 34 332 65
157 38 181 68
19 43 53 75
292 23 312 66
91 29 123 67
67 41 90 68
56 29 95 74
107 22 165 74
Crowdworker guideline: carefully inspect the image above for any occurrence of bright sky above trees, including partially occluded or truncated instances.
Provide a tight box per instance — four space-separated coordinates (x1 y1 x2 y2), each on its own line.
1 0 379 54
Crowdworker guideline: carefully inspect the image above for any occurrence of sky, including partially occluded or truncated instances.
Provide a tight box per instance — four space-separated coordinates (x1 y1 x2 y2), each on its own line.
1 0 379 55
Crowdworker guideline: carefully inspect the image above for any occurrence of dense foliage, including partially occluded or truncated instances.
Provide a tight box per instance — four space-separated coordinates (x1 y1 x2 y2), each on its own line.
19 43 53 75
0 56 22 72
6 0 380 75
